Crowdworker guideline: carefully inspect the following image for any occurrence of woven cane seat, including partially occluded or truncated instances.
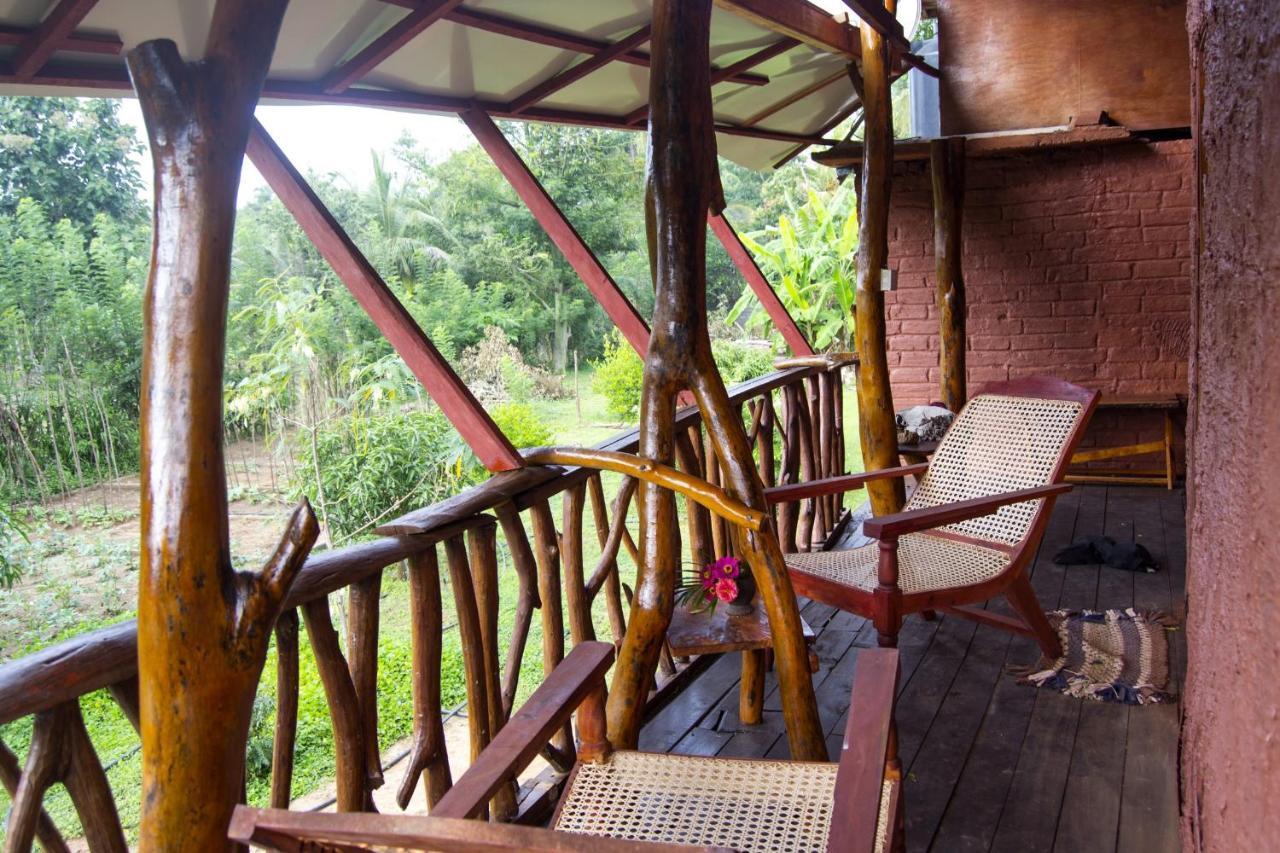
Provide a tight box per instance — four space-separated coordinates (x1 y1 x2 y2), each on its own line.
554 750 894 852
786 532 1011 595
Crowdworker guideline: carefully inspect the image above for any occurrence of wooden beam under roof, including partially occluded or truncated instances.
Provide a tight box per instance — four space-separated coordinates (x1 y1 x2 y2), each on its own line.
320 0 465 95
743 67 848 127
0 63 842 148
622 37 799 126
508 24 651 115
0 23 119 55
714 0 861 59
383 1 772 87
10 0 98 79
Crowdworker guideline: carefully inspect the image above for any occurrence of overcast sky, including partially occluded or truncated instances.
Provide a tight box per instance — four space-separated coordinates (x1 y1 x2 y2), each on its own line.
115 100 476 205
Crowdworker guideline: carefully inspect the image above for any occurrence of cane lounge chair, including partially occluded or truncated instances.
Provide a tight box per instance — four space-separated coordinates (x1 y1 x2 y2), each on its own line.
231 642 903 853
772 377 1099 652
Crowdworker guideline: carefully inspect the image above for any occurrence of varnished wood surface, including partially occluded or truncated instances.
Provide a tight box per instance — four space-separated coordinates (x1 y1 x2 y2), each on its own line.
666 605 815 658
641 485 1184 852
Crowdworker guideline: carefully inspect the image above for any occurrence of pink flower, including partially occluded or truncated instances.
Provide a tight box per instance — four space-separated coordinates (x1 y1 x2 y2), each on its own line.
715 578 739 603
707 556 741 580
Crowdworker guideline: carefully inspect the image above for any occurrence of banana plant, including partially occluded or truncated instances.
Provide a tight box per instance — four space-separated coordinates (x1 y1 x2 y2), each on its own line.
727 181 859 352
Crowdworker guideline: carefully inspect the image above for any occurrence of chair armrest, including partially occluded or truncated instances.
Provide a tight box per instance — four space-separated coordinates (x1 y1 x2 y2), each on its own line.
431 641 615 820
828 647 900 853
524 446 765 531
764 464 929 505
862 483 1072 541
229 806 729 852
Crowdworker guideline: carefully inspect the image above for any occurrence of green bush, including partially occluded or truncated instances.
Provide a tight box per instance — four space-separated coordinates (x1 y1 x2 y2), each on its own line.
591 329 644 421
712 340 775 385
490 402 554 449
299 402 553 540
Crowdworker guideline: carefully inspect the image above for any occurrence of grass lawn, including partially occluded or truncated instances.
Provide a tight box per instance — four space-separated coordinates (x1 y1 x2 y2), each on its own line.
0 369 865 841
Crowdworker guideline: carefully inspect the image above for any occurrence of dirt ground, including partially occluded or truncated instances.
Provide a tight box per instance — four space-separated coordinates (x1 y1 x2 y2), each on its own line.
1 440 298 661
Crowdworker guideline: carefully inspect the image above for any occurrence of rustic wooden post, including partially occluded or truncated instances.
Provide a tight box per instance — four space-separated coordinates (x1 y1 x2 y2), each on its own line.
608 0 826 761
853 1 906 515
930 136 967 413
126 2 321 847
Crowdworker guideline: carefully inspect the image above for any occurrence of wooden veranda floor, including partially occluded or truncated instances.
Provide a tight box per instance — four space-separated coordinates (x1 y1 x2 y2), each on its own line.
638 485 1186 853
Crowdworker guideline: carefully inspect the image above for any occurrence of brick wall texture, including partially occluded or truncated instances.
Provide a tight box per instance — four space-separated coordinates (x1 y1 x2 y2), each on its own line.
879 139 1193 465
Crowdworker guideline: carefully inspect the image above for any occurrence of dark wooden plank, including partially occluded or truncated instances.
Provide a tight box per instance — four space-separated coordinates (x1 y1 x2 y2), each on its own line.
901 625 1013 852
895 614 981 771
672 725 732 757
928 489 1081 852
637 653 741 753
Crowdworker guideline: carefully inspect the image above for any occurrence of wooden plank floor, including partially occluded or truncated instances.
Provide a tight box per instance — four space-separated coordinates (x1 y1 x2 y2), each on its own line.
639 485 1185 853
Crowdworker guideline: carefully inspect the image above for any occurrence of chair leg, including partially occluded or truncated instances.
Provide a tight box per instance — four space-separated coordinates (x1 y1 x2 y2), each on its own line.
1005 575 1062 660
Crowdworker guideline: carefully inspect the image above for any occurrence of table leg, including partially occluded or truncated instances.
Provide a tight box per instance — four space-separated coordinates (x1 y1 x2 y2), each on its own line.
740 649 766 725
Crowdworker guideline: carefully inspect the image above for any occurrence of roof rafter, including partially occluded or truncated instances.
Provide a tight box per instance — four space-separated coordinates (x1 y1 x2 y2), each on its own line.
10 0 98 79
382 1 771 87
0 62 840 148
743 67 847 128
0 24 119 55
714 0 861 59
320 0 465 95
622 37 799 127
508 24 651 115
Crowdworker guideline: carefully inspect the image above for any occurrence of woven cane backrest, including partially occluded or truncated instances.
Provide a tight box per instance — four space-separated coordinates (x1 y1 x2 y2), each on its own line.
906 393 1084 546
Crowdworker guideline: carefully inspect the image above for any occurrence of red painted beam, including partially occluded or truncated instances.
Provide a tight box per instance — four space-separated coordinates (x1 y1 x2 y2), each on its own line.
244 120 523 472
709 212 815 356
320 0 465 95
461 108 651 357
623 37 798 126
508 24 651 115
435 5 769 87
10 0 98 78
0 24 119 55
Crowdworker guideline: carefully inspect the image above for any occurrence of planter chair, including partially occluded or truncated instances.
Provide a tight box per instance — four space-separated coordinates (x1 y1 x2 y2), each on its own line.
230 642 903 853
770 378 1100 652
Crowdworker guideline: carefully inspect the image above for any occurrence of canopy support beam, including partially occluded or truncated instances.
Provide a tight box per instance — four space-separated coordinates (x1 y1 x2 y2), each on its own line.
245 120 523 472
931 136 967 412
853 0 905 518
462 108 652 357
708 212 815 356
10 0 97 78
127 1 321 847
321 0 465 95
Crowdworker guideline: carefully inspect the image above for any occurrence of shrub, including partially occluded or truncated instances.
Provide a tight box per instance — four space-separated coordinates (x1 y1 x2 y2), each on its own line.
459 326 566 404
591 329 644 421
489 402 553 450
298 401 554 541
712 339 775 385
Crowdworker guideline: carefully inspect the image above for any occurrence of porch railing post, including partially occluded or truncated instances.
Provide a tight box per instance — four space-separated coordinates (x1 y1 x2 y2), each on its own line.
127 1 320 846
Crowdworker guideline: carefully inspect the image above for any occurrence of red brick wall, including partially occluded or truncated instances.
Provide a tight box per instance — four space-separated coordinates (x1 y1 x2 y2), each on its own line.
881 139 1193 465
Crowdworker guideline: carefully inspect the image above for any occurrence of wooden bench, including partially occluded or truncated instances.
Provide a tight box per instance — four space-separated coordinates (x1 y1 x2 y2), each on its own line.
1067 393 1182 488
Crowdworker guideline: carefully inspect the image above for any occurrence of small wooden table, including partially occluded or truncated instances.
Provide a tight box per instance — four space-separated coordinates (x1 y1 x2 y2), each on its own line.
667 604 816 726
1068 394 1182 489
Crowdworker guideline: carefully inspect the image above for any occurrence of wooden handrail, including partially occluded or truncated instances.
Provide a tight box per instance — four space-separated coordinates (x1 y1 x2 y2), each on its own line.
764 463 930 505
523 447 766 532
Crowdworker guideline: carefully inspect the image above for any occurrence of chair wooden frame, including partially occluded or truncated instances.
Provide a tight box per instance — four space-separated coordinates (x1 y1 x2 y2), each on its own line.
230 643 902 853
767 377 1100 653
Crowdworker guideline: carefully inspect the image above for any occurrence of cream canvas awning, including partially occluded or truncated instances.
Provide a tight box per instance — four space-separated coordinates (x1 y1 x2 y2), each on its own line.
0 0 920 169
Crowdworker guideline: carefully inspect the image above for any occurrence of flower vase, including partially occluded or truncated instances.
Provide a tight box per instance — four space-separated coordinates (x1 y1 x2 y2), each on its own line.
726 568 756 616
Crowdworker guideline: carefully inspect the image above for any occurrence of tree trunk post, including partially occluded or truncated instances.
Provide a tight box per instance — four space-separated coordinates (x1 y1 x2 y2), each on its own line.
854 1 906 515
930 136 967 413
127 2 320 847
607 0 826 761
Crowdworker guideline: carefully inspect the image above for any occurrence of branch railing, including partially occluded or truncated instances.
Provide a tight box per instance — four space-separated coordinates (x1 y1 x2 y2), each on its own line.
0 358 855 848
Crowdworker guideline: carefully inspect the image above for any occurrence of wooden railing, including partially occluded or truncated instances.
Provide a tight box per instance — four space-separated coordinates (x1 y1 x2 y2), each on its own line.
0 358 855 848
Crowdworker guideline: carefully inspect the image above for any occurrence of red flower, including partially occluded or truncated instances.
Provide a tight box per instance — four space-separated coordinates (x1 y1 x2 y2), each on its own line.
715 578 739 603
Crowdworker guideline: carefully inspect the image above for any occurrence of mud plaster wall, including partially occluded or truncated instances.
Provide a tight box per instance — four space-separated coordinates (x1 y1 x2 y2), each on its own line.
1181 0 1280 849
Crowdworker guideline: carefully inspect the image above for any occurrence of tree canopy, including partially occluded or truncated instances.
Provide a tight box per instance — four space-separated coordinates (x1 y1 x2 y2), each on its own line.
0 97 145 228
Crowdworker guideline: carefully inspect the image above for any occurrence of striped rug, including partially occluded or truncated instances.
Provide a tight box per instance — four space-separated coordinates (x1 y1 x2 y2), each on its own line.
1014 608 1177 705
